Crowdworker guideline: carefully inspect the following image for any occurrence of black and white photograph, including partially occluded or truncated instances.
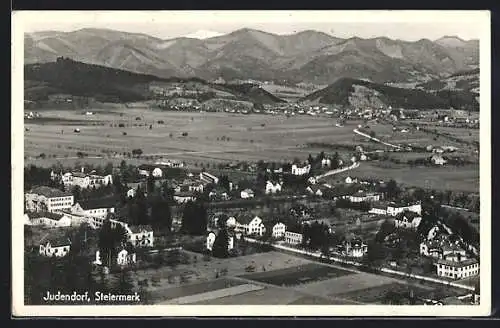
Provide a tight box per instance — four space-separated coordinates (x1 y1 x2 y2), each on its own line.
11 10 491 316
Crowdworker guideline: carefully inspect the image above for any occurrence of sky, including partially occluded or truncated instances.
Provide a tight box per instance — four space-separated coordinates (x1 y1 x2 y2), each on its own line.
18 10 486 41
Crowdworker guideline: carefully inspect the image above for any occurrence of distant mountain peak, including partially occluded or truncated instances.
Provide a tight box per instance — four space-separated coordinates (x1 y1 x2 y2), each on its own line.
184 30 224 39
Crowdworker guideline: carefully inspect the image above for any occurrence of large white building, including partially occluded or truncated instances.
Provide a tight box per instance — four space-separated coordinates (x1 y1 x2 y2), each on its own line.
386 202 422 216
27 212 72 227
25 186 74 213
436 258 479 280
200 171 219 184
71 197 116 218
54 169 113 189
348 191 382 203
285 231 303 245
138 164 163 178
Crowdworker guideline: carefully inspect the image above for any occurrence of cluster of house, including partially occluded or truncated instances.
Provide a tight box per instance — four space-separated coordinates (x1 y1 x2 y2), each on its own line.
50 168 113 189
420 226 479 280
25 186 154 266
24 111 41 119
137 160 184 178
205 213 369 258
368 201 422 217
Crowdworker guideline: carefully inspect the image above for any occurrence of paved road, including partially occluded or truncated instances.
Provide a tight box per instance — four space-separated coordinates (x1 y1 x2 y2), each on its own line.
353 128 401 149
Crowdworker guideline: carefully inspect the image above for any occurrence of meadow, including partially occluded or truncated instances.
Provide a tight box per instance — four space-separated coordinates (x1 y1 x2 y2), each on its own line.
24 108 358 165
23 108 479 192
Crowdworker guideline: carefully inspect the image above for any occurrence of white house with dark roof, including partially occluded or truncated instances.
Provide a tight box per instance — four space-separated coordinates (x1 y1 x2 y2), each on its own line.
436 258 479 280
235 215 266 236
265 181 282 194
394 211 423 229
125 225 154 247
270 222 286 239
54 168 113 189
285 231 303 245
386 202 422 216
71 197 116 218
27 212 72 227
291 164 311 176
39 236 71 257
25 186 74 213
138 164 163 178
337 237 368 258
348 191 382 203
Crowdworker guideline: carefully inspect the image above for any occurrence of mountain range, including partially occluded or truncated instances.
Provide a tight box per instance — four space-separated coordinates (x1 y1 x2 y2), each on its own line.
24 28 479 85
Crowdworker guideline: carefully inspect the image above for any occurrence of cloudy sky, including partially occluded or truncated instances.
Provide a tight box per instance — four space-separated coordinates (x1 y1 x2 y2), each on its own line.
19 10 486 41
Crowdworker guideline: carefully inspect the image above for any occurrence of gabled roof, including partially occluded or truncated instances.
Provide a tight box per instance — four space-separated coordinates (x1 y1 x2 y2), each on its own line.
27 186 72 198
437 258 478 267
45 235 71 247
237 214 260 225
78 197 118 210
128 225 153 233
395 210 421 221
28 211 65 220
138 164 161 171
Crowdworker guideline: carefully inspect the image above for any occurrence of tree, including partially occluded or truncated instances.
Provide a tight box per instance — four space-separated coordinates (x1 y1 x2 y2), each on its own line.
181 201 208 235
212 229 230 258
385 179 401 200
147 174 155 194
131 148 143 158
150 198 172 233
218 175 230 191
98 219 128 268
104 162 114 175
72 185 82 202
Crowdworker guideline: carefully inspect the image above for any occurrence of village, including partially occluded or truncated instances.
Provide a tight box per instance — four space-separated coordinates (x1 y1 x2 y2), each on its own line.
23 145 480 305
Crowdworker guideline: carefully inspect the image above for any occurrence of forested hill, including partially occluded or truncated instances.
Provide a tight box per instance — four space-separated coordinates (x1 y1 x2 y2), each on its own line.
24 57 285 104
301 77 479 111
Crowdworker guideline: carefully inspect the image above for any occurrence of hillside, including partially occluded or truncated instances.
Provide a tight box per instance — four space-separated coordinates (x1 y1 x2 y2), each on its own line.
24 58 285 105
301 77 479 111
416 68 479 94
25 28 479 85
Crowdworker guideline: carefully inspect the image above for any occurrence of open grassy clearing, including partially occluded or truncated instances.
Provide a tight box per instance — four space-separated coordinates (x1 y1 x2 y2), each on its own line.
334 282 433 304
296 272 403 297
239 263 353 286
24 109 478 192
324 162 478 192
25 109 358 162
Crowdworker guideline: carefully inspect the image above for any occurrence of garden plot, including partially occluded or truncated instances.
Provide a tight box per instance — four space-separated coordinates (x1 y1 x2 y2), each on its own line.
239 263 353 287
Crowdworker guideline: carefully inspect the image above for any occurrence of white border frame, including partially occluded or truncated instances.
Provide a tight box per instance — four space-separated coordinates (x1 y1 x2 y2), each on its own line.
11 10 492 317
